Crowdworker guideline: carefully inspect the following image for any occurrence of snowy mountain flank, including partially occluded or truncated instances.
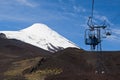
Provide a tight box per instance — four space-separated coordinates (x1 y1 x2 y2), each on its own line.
0 23 79 52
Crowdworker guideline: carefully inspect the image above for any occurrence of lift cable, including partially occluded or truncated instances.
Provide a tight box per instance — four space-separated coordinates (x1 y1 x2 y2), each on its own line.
91 0 94 18
87 0 95 29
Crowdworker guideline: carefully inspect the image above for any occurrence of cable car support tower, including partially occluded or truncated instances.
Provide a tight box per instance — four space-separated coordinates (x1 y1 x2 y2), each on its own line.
85 0 112 74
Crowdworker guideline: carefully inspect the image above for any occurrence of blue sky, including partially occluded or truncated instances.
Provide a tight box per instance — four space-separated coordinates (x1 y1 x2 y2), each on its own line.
0 0 120 51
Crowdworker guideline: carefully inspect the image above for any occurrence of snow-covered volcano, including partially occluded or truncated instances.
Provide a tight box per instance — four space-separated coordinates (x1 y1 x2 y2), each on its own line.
0 23 79 52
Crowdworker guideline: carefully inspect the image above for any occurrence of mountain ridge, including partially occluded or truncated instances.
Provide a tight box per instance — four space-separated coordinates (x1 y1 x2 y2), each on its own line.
0 23 79 52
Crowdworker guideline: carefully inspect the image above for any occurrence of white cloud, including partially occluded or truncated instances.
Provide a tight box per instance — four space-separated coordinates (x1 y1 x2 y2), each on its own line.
58 0 63 3
73 6 86 13
112 29 120 35
105 35 120 42
104 28 120 43
94 15 113 26
0 14 35 22
16 0 37 7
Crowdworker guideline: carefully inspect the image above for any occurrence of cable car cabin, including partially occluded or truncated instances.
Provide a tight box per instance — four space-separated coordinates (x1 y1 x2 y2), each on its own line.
85 35 100 45
85 29 100 46
106 29 112 36
106 32 111 36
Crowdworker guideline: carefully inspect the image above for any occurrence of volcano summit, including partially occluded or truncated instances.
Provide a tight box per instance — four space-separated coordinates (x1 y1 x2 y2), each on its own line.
0 23 79 52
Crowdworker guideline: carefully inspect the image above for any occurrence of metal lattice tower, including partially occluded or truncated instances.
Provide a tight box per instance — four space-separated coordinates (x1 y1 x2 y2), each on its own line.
84 0 112 74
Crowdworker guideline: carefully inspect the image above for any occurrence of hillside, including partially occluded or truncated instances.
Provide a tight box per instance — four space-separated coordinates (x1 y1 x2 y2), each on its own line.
0 38 51 80
44 49 120 80
0 40 119 80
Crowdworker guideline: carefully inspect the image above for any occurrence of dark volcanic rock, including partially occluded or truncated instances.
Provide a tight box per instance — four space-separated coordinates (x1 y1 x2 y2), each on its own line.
0 38 51 79
0 33 6 39
0 38 120 80
44 48 120 80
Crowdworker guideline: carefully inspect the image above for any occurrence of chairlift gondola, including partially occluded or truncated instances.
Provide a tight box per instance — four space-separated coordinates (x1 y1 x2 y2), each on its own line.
105 29 112 36
85 29 100 46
